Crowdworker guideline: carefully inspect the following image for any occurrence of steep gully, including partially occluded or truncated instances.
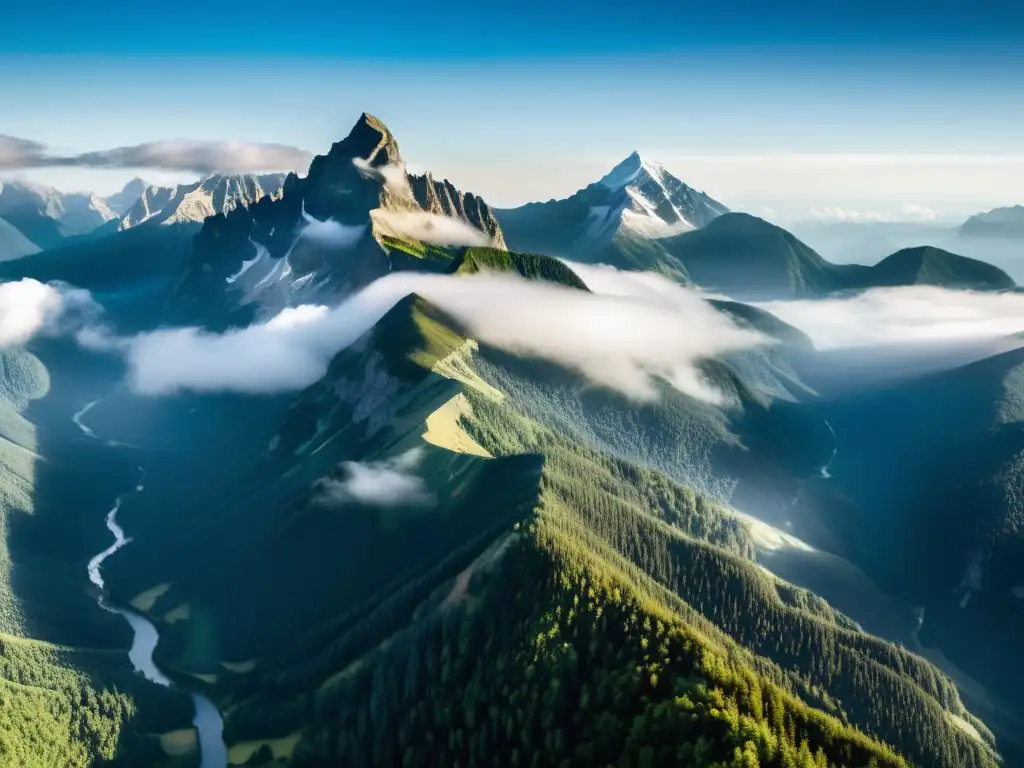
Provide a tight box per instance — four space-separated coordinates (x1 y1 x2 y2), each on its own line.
79 399 228 768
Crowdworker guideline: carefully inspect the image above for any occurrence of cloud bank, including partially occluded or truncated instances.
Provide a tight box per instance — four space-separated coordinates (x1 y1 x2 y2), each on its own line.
0 136 49 169
0 135 312 175
370 209 492 247
0 279 99 348
99 268 765 401
314 447 433 508
757 286 1024 349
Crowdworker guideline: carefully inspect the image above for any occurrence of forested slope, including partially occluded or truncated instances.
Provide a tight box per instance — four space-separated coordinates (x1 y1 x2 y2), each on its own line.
91 287 998 768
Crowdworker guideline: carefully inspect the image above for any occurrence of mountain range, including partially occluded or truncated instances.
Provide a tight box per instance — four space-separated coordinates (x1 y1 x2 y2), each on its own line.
0 173 289 261
116 174 287 231
0 180 118 254
0 112 1022 768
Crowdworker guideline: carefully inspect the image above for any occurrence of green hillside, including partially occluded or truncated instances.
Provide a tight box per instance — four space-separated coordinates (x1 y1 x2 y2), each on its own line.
655 216 1017 299
452 246 588 289
658 214 869 300
865 246 1015 290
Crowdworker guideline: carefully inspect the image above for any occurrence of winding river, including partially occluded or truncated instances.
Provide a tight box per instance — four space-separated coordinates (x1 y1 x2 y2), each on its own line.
81 403 228 767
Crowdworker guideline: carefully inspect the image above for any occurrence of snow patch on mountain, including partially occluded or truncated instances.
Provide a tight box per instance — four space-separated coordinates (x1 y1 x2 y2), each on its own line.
226 238 268 284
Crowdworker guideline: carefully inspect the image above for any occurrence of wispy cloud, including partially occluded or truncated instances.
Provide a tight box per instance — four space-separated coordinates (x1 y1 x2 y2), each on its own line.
352 157 413 200
0 135 312 175
757 286 1024 349
314 447 434 508
84 268 765 402
809 203 938 223
370 209 492 247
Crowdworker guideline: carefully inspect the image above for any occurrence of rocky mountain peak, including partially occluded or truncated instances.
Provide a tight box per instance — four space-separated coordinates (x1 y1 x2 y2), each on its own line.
175 112 507 322
598 151 664 190
587 154 729 240
300 113 408 220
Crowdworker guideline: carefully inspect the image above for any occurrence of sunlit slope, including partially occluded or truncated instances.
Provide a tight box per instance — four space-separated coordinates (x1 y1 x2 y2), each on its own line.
102 295 543 669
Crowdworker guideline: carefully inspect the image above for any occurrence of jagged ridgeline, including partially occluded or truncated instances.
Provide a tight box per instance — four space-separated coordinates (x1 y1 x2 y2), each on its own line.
95 234 994 767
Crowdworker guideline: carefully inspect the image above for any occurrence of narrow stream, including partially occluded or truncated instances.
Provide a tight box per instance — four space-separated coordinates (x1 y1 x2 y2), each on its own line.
81 407 228 767
71 400 99 439
819 419 838 479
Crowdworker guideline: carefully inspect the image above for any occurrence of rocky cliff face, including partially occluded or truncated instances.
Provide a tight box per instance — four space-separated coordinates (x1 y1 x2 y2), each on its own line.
409 172 505 248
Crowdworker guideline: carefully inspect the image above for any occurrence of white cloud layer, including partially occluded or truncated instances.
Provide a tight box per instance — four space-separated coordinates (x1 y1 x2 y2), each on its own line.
97 268 765 401
0 135 312 175
0 278 99 348
314 447 433 508
370 209 492 247
757 286 1024 349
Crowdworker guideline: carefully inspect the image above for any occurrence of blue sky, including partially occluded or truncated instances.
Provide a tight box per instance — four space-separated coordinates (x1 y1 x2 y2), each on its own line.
2 0 1022 218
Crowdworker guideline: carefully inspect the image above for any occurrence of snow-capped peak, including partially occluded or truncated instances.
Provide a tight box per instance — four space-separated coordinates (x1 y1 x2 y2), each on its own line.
583 153 727 243
598 151 669 191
